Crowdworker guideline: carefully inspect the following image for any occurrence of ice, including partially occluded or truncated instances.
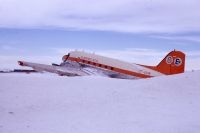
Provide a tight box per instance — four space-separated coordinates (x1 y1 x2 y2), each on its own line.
0 71 200 133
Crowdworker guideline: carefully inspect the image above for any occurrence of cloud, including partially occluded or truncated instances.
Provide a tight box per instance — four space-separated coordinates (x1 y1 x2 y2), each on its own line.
1 48 200 71
151 34 200 43
51 47 175 66
0 55 61 69
0 45 27 55
1 45 15 50
0 0 200 33
49 48 200 71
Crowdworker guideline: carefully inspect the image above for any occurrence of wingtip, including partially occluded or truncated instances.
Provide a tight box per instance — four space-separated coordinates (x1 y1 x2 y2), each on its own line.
18 61 24 66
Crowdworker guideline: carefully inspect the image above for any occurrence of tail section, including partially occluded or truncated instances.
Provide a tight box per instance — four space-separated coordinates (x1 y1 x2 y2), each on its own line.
156 50 185 75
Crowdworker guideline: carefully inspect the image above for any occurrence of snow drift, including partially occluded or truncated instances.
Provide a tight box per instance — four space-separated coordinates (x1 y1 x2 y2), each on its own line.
0 71 200 133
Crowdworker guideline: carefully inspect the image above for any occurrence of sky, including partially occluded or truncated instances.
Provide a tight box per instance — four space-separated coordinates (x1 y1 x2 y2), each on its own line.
0 0 200 70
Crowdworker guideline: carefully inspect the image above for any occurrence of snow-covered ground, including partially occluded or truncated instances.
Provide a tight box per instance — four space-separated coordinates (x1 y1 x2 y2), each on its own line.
0 72 200 133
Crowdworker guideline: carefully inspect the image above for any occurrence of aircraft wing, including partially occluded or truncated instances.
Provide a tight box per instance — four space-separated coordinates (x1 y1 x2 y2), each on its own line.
18 61 89 76
17 61 138 79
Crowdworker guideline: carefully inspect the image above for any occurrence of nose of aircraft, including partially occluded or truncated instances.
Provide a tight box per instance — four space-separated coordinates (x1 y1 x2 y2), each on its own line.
62 54 70 62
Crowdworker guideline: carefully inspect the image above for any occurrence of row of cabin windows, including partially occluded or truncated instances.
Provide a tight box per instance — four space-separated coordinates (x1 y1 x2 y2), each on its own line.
80 59 114 70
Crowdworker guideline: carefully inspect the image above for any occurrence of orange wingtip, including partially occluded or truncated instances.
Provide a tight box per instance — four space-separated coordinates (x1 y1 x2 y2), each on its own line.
18 61 24 66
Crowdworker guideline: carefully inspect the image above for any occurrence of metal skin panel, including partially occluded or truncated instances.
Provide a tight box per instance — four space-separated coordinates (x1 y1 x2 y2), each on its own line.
67 51 164 77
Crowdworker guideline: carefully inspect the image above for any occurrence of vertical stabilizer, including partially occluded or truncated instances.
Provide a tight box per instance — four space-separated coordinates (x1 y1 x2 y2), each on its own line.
156 50 185 75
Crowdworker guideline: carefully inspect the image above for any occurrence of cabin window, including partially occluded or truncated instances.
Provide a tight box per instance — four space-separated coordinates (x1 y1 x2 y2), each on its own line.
111 67 114 70
104 66 108 69
99 64 102 67
88 61 91 64
93 63 96 66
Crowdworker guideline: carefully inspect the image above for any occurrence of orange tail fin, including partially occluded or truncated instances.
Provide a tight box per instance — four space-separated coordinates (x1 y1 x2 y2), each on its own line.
156 50 185 75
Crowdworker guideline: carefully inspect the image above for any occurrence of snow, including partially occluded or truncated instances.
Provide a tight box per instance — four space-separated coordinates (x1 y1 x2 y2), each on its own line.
0 71 200 133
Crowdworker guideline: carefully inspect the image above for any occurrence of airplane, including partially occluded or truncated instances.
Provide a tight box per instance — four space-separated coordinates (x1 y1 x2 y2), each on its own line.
18 50 185 79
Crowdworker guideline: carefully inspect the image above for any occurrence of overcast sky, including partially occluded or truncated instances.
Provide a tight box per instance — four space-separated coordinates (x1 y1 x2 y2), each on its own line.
0 0 200 70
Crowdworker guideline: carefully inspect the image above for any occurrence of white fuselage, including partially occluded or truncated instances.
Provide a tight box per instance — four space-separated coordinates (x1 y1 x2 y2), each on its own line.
66 51 164 78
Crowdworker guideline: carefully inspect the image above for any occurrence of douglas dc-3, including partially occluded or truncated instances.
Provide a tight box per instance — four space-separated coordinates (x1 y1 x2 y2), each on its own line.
18 50 185 79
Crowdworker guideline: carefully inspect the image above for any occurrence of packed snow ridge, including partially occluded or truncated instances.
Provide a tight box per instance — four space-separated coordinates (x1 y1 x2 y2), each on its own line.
0 71 200 133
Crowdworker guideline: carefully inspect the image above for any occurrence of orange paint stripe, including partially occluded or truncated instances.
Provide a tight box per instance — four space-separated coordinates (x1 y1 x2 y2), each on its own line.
65 56 152 78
